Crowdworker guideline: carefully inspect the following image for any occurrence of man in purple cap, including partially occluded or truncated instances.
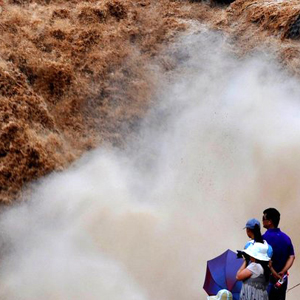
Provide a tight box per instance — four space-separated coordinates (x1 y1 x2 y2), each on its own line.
262 208 295 300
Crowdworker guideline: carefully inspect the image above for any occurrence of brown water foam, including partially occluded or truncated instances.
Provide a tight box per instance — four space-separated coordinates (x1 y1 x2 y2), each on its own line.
0 0 189 203
1 1 300 207
2 0 299 202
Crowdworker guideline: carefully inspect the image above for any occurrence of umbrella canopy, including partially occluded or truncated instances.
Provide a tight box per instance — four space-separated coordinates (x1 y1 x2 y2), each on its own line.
203 249 243 300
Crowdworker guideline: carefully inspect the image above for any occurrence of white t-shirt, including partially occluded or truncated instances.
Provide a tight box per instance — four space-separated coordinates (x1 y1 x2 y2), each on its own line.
246 262 264 278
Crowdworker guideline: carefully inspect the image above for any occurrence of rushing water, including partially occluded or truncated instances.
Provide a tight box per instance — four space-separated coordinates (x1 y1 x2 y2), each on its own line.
0 28 299 300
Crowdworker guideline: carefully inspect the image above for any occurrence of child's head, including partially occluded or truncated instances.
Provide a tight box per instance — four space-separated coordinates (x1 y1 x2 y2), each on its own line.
207 289 233 300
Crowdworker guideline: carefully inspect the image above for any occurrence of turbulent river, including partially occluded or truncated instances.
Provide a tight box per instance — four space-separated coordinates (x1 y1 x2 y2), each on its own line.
0 27 299 300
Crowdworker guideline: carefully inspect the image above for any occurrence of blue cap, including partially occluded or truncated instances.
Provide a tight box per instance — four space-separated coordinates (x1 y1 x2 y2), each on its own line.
244 218 260 230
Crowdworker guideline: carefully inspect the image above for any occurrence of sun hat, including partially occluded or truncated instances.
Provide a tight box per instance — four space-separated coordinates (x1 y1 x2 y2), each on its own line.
244 240 273 259
207 289 233 300
243 242 270 261
244 218 260 230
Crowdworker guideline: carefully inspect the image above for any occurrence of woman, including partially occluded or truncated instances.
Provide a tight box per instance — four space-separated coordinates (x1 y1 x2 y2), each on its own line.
236 242 271 300
244 218 273 258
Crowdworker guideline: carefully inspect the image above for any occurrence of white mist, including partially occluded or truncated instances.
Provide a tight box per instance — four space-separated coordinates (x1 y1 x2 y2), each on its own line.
0 28 299 300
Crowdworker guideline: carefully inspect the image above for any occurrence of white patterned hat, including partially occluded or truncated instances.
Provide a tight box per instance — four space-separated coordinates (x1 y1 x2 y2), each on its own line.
243 242 270 261
207 289 233 300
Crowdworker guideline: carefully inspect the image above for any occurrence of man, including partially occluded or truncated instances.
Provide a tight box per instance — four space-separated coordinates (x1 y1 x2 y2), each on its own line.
262 208 295 300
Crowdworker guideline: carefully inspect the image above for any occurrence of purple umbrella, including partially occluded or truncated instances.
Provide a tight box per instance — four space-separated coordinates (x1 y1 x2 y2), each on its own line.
203 249 243 300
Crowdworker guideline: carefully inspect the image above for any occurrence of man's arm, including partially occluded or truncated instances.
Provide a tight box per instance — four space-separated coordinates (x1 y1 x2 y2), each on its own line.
269 260 281 280
279 255 295 276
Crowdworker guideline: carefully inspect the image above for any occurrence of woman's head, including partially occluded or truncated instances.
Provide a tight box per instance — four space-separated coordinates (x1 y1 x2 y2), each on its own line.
244 219 263 243
243 242 270 262
243 242 271 281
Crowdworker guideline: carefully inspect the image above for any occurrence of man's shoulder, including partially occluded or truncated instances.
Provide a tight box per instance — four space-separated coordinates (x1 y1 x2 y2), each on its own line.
262 230 272 239
264 228 293 243
278 229 293 242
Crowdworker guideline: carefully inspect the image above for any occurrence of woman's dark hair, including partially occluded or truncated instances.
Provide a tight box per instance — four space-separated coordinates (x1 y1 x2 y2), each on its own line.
252 224 264 243
257 260 271 281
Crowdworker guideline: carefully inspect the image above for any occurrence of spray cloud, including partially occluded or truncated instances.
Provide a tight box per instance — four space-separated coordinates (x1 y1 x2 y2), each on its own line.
0 27 299 300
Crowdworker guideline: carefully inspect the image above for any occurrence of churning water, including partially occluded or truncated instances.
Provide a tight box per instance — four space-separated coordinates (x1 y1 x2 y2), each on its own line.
0 28 299 300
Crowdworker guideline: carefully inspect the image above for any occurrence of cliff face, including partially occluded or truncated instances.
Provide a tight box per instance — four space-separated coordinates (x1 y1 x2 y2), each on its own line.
1 0 300 203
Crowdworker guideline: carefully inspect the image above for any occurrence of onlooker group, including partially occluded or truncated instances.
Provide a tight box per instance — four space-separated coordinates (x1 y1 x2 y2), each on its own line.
236 208 295 300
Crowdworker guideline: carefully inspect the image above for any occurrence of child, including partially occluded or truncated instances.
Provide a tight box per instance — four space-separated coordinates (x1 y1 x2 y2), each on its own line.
207 289 233 300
